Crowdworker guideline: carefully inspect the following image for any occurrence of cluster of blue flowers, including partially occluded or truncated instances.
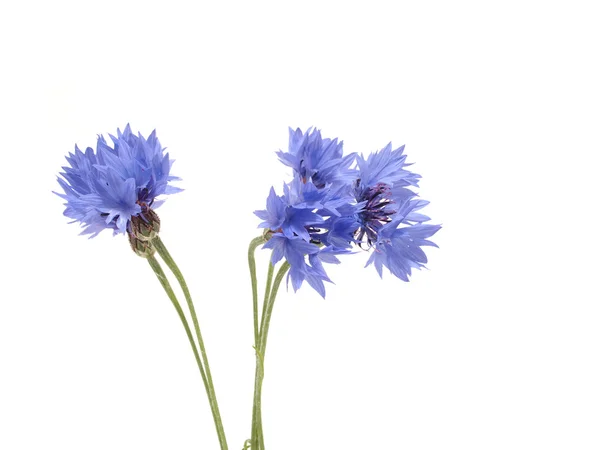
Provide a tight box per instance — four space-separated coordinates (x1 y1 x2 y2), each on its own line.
56 125 439 297
255 128 440 297
56 125 181 237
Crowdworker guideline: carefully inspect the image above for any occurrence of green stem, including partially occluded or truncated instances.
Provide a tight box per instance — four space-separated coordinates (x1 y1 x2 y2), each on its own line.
259 263 275 338
259 262 290 362
147 256 212 436
251 260 275 450
248 236 265 348
248 238 267 450
152 237 228 450
250 262 290 450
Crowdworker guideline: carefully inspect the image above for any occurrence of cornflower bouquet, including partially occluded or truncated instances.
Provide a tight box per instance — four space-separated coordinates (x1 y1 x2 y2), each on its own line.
55 124 440 449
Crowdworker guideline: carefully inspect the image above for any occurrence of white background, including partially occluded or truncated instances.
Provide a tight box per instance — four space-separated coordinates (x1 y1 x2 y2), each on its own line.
1 1 599 449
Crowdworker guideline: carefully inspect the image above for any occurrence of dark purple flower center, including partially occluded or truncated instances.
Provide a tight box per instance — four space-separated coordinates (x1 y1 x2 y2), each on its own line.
138 187 153 205
355 182 396 249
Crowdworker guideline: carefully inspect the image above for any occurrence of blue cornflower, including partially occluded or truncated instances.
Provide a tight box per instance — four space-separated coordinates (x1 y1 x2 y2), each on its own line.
254 183 324 242
56 125 181 237
256 129 356 297
365 199 441 280
277 127 356 188
352 143 440 279
255 179 341 297
353 143 422 248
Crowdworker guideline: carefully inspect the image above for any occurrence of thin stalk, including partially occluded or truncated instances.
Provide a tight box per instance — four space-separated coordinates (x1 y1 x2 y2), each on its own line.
259 263 275 338
251 260 275 450
152 237 228 450
250 262 290 450
259 262 290 362
248 236 265 347
147 256 212 435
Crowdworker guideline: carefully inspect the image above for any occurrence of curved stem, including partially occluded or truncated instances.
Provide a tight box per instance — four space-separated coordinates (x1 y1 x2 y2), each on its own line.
259 262 290 359
152 237 228 450
259 263 275 338
248 236 265 348
250 262 290 450
147 256 212 436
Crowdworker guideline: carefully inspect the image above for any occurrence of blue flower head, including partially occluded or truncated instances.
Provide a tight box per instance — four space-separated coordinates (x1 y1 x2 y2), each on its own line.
365 204 441 281
353 143 421 248
277 127 356 188
351 143 440 279
56 125 182 238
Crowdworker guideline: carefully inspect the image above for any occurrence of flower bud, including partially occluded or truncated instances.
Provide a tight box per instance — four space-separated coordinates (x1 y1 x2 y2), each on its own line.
128 231 156 258
130 207 161 242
